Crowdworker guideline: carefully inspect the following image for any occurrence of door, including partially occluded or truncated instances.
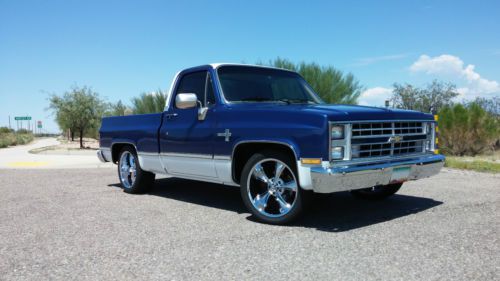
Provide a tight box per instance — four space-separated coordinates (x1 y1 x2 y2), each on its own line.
159 70 218 178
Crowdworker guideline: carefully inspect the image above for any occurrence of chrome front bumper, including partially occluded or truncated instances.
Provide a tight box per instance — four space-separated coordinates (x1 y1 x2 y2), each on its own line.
310 154 445 193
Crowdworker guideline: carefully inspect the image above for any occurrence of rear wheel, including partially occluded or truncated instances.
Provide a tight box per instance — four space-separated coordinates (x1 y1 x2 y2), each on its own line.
117 147 155 194
240 150 310 225
350 183 402 200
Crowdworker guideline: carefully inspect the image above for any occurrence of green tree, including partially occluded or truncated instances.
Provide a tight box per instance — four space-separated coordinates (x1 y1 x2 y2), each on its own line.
469 96 500 116
131 90 166 114
265 58 362 104
439 103 499 156
49 86 107 148
391 80 459 113
109 100 129 116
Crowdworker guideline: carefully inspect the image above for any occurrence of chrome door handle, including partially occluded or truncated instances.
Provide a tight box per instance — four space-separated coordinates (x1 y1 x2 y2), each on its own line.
165 113 178 119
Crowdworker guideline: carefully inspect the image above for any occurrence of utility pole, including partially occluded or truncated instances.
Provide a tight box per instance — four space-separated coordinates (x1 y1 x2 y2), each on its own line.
8 115 11 129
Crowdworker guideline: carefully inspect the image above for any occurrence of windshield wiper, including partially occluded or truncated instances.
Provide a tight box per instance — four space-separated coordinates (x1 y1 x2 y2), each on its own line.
278 98 315 104
240 97 274 102
239 97 314 104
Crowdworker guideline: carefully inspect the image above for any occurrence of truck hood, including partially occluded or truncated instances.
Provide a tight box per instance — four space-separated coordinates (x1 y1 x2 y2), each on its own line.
227 103 434 121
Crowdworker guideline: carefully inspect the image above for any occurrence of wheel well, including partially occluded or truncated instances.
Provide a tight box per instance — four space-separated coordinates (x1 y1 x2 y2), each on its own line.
232 142 297 184
111 143 135 163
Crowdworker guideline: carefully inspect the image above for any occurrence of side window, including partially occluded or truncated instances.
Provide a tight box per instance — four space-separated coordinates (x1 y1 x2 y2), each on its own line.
175 71 217 107
175 71 207 107
205 74 216 107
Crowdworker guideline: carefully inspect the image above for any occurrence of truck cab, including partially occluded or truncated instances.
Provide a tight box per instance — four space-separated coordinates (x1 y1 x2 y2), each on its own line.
98 63 445 224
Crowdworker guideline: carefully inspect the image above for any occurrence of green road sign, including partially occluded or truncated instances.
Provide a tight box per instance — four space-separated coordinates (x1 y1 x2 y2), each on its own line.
14 116 31 121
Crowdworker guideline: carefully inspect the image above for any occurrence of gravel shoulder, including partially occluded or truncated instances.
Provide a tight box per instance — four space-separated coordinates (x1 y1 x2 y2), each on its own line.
0 168 498 280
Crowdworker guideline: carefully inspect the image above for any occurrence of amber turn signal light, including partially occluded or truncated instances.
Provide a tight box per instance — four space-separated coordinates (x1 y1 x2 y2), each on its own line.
300 158 322 165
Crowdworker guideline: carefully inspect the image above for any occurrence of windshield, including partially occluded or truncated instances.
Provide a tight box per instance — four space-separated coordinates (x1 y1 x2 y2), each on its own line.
217 66 323 104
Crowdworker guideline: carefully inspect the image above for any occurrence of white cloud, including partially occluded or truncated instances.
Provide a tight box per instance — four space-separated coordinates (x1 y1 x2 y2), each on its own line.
410 54 500 98
358 87 393 106
352 53 409 66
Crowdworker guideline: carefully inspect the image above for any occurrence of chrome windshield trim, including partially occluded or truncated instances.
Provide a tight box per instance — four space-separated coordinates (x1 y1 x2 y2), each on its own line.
164 71 181 112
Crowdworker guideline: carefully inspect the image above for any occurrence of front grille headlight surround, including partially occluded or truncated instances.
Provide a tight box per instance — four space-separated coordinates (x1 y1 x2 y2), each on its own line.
424 121 437 153
329 123 351 162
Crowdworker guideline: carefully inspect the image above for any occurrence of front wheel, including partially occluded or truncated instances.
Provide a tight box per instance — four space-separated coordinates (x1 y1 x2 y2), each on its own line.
240 151 310 225
350 183 403 200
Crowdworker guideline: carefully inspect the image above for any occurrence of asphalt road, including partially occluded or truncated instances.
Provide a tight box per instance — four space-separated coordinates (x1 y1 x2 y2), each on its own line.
0 168 498 281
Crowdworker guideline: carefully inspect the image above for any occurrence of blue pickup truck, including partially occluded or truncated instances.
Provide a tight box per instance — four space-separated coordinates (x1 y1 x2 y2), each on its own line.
98 63 444 224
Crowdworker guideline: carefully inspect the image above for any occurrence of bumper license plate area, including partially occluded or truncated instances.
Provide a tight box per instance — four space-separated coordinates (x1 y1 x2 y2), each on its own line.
390 167 411 183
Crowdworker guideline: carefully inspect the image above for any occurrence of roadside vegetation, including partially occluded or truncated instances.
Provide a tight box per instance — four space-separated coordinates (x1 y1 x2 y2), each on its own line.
0 127 35 148
389 83 499 173
439 102 499 156
130 90 167 114
391 80 459 113
445 157 500 173
48 86 107 148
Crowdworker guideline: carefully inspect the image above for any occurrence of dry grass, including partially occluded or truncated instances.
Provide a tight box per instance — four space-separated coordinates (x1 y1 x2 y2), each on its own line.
445 155 500 173
0 132 34 148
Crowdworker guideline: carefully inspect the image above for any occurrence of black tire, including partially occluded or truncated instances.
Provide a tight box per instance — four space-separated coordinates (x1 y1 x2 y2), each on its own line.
117 146 155 194
240 150 311 225
350 183 403 200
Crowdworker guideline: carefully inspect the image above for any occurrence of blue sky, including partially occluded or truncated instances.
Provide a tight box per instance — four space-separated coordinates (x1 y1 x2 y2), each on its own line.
1 0 499 132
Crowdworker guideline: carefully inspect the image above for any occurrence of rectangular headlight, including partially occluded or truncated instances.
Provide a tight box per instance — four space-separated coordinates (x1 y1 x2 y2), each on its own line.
331 125 344 139
331 146 344 160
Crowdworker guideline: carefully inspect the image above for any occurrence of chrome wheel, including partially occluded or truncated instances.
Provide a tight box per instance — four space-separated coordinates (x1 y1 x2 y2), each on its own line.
246 158 298 218
119 151 137 189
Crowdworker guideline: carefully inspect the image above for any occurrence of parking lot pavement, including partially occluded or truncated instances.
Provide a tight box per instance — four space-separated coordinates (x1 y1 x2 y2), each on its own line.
0 168 498 280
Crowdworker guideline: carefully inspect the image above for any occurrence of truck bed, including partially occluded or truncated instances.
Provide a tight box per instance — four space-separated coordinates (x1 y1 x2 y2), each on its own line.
99 113 163 154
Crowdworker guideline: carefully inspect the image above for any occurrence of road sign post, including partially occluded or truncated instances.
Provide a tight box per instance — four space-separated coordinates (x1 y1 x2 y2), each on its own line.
14 117 31 132
37 121 42 134
14 116 31 121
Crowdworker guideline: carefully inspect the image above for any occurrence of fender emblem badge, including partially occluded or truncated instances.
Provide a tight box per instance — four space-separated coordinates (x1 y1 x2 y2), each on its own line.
217 129 232 142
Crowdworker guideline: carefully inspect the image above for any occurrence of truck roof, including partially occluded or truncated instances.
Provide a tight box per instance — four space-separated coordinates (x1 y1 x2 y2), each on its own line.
202 63 297 73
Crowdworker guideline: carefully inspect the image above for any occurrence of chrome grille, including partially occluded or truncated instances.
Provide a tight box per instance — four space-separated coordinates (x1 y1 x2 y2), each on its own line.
351 121 428 159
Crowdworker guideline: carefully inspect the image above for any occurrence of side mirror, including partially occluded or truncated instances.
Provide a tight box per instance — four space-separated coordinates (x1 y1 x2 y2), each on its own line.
175 93 198 109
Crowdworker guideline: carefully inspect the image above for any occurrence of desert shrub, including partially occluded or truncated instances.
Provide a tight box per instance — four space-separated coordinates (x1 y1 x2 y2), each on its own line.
0 130 34 148
0 138 11 148
439 103 499 156
16 128 30 134
0 133 16 147
16 133 34 145
0 127 14 134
